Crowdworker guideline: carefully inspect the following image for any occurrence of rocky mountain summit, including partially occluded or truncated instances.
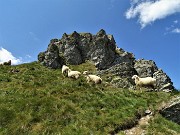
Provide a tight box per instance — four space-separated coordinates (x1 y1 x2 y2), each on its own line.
38 29 174 91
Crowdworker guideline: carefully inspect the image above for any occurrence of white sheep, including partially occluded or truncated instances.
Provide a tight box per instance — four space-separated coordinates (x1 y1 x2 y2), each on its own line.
62 65 70 76
132 75 156 89
83 71 102 84
67 69 81 79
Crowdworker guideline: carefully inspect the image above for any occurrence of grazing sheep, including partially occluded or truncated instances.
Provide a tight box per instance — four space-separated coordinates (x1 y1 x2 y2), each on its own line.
132 75 156 89
67 69 81 79
62 65 70 76
83 71 102 84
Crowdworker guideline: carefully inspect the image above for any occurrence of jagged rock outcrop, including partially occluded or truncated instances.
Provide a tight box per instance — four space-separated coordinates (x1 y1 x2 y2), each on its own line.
38 43 64 69
160 96 180 125
113 48 135 66
38 29 175 91
134 59 158 77
153 69 174 91
38 29 135 70
56 29 117 69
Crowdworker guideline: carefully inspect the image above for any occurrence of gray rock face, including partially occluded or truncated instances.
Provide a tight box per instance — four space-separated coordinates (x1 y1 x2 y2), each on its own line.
134 59 158 77
90 30 116 69
38 29 135 70
38 43 64 69
57 29 117 69
98 62 137 88
153 69 174 90
160 97 180 125
99 62 136 78
113 48 135 66
38 29 175 91
63 45 83 65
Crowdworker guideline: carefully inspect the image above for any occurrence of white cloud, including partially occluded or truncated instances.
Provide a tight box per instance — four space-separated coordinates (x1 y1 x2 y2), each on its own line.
0 47 22 65
172 28 180 33
126 0 180 28
130 0 142 5
25 55 32 58
174 20 178 24
165 20 180 34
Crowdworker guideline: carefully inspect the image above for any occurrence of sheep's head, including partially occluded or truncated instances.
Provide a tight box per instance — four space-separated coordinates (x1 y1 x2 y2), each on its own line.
62 65 69 69
132 75 139 80
67 69 72 73
83 71 88 75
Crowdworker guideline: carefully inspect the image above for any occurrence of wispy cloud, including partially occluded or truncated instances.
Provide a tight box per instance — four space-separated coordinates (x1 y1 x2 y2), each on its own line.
130 0 141 5
28 32 40 42
0 47 22 65
25 54 32 58
165 20 180 34
172 28 180 33
174 20 178 24
109 0 116 10
125 0 180 28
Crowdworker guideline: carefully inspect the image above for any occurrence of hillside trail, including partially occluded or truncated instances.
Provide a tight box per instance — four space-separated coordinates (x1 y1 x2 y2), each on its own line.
121 96 180 135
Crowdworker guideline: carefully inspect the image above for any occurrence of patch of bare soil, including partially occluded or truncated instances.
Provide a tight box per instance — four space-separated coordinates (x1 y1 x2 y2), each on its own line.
122 96 180 135
123 114 152 135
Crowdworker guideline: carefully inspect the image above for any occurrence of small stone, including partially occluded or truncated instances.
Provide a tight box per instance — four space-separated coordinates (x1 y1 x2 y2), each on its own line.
145 110 152 115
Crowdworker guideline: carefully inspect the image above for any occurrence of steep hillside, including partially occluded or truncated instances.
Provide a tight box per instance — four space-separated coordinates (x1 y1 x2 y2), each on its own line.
0 62 179 135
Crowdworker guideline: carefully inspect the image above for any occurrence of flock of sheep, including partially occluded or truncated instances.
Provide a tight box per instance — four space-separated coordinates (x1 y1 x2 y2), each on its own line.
0 61 157 89
62 65 102 84
62 65 157 89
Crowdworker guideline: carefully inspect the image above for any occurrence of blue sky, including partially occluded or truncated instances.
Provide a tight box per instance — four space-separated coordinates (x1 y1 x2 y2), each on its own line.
0 0 180 89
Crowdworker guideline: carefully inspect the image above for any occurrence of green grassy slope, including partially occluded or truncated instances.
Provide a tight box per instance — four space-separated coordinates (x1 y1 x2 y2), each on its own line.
0 62 179 135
